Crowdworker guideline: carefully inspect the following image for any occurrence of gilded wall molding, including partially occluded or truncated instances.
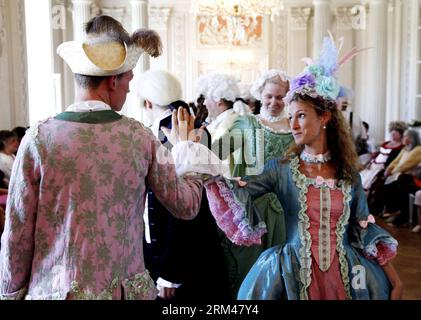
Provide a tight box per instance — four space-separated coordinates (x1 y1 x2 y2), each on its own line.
289 7 311 31
100 6 127 23
334 6 354 30
197 15 263 46
273 10 288 70
149 7 171 29
172 13 186 87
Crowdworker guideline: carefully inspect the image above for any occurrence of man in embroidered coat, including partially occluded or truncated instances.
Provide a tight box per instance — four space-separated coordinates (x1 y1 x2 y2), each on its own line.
0 16 209 300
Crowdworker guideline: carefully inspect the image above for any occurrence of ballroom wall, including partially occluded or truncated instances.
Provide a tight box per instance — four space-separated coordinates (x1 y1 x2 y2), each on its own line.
0 0 28 130
0 0 419 143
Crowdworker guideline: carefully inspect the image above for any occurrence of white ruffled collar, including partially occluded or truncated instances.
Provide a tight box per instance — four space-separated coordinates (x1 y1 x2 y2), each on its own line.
66 100 113 112
207 109 235 134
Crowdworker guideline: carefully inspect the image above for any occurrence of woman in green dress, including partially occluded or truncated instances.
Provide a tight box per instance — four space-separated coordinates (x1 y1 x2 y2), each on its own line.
210 69 294 298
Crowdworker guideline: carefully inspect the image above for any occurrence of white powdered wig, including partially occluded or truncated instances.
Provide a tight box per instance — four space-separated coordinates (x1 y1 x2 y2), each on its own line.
196 72 240 103
138 69 182 106
238 83 253 101
233 100 252 116
250 69 290 101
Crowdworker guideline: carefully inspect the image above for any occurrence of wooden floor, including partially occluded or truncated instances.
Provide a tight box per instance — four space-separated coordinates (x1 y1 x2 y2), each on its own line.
377 219 421 300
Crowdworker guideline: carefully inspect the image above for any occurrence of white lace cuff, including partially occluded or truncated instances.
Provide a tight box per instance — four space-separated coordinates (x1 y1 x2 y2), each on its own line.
171 141 229 177
156 277 181 289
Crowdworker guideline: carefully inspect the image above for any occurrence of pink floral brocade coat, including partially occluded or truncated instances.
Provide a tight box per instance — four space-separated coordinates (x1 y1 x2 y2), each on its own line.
0 115 203 300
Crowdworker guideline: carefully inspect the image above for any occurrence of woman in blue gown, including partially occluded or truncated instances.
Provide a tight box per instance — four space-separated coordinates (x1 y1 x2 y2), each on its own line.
204 35 403 300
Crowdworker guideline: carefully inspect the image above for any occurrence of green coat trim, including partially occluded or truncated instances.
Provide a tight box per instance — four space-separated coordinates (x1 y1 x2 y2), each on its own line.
54 111 122 124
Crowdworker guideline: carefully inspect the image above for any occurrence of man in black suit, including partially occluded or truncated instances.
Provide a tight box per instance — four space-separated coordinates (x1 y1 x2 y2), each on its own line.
138 70 230 300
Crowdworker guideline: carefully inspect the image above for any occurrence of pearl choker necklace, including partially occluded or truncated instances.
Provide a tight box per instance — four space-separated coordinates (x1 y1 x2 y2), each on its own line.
259 107 284 123
300 150 331 164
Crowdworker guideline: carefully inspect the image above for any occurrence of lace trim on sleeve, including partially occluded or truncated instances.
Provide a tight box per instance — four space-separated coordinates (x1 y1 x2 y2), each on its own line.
205 179 267 246
363 241 398 266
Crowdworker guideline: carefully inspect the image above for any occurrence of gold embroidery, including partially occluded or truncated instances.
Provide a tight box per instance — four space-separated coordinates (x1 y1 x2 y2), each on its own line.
69 270 157 300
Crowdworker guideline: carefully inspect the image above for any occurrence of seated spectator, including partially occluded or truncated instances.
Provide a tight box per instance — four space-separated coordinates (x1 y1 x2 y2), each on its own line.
361 121 407 190
383 129 421 226
358 121 377 166
0 206 4 240
364 121 377 154
0 169 6 188
385 129 421 181
12 126 28 154
412 190 421 233
355 134 370 163
0 169 7 202
0 170 6 241
361 121 407 215
0 130 19 186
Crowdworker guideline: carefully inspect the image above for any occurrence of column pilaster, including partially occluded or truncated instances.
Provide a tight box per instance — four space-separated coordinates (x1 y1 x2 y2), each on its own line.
313 0 331 59
72 0 93 42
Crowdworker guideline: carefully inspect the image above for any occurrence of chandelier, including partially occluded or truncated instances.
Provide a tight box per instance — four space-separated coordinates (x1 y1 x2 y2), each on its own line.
192 0 284 44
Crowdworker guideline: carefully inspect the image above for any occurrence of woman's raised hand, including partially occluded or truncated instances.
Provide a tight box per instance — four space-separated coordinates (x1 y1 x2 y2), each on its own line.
162 107 205 145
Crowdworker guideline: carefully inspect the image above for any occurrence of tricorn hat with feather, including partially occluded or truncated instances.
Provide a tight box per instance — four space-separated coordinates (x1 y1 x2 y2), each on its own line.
57 15 162 76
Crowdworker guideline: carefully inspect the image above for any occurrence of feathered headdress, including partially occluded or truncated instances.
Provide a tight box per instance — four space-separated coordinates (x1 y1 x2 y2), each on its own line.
284 32 368 106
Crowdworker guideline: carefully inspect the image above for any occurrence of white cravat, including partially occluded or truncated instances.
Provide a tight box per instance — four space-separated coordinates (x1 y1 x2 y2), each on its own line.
66 101 112 112
151 109 172 138
206 109 235 136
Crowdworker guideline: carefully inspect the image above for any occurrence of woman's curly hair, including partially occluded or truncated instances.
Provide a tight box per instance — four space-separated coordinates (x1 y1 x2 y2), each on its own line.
388 121 408 136
0 130 17 152
285 93 360 182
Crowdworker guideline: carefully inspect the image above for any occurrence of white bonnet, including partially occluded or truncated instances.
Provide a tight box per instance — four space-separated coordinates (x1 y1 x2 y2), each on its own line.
250 69 290 101
138 69 182 106
196 73 240 103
